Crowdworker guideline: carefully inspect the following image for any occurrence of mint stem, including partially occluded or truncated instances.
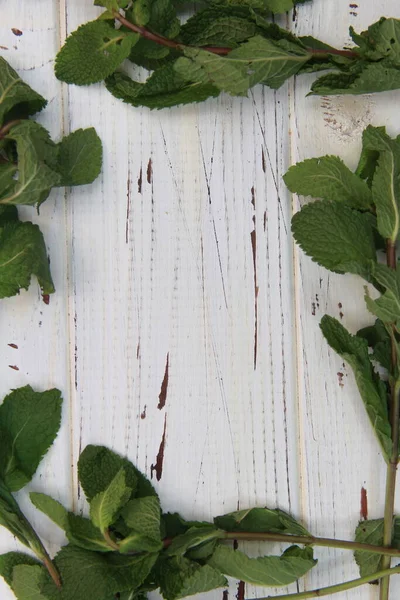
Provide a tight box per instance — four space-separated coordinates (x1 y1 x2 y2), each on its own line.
113 11 358 59
254 564 400 599
380 242 400 600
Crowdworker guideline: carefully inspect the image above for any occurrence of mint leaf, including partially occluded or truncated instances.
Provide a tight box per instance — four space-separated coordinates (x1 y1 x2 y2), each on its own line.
157 555 227 600
55 21 139 85
284 155 372 210
90 468 131 532
0 205 18 226
174 36 310 95
311 61 400 96
320 315 392 461
208 544 316 586
0 122 61 207
166 527 224 557
0 386 62 491
66 513 112 552
210 0 300 13
105 68 219 109
0 221 54 299
0 163 18 197
365 264 400 325
291 201 376 281
0 553 39 587
50 545 158 599
180 9 259 47
358 320 391 371
215 507 310 536
0 58 47 125
119 496 162 553
356 18 400 62
56 128 102 186
127 0 179 62
354 519 384 578
78 445 156 502
0 480 33 548
30 493 68 530
12 564 48 600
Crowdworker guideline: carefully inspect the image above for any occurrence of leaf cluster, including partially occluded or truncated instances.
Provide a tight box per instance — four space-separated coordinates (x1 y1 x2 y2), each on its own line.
55 2 400 109
0 57 102 299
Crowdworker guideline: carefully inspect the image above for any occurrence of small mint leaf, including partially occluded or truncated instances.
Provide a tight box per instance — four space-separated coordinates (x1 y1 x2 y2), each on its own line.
0 57 47 125
90 468 131 532
12 564 48 600
0 553 40 588
166 527 223 557
157 555 227 600
215 507 310 536
55 20 139 85
30 493 68 530
119 496 162 553
56 128 102 186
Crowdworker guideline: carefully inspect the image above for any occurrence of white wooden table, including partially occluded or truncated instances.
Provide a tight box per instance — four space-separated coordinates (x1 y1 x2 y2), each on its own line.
1 1 400 598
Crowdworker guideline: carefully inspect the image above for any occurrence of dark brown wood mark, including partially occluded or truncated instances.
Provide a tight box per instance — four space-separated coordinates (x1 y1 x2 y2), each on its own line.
11 28 23 36
9 365 19 371
158 352 169 410
151 414 167 481
147 158 153 184
126 169 131 244
338 302 344 320
236 581 245 600
136 341 140 359
261 146 266 173
251 187 258 370
42 294 50 305
141 405 147 420
0 46 9 50
138 166 143 194
360 487 368 521
222 591 229 600
8 343 18 349
337 372 344 388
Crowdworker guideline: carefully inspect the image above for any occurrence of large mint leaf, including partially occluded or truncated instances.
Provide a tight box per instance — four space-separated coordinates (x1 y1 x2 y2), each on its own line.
0 121 60 206
291 201 376 281
0 221 54 298
90 468 131 532
215 507 309 536
55 21 139 85
56 128 102 186
157 555 227 600
119 496 163 553
105 68 219 109
0 386 62 491
208 544 316 586
320 315 392 461
78 445 156 502
0 553 40 588
0 58 47 125
284 155 372 210
174 36 310 95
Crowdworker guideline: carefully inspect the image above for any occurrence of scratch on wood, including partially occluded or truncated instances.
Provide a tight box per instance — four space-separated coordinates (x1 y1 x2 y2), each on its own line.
137 166 143 193
360 487 368 521
236 581 245 600
151 415 167 481
42 294 50 305
158 352 169 410
0 46 8 50
11 28 23 36
147 158 153 184
136 341 140 359
9 365 19 371
251 187 258 370
8 343 18 349
261 146 266 173
74 313 78 390
126 168 131 244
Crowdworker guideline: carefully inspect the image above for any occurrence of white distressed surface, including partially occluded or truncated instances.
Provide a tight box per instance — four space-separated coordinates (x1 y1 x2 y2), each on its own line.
0 0 400 598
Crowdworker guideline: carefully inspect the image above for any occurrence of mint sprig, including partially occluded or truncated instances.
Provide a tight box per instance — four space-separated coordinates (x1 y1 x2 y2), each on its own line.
0 57 102 300
55 4 400 109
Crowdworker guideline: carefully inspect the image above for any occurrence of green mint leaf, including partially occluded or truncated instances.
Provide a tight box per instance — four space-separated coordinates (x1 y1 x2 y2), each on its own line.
180 8 259 47
0 58 47 126
105 67 219 110
0 221 54 299
0 480 32 547
29 493 68 530
119 496 162 553
0 205 18 227
356 127 386 186
1 121 61 207
166 527 224 557
0 386 62 491
210 0 300 13
90 468 131 532
161 513 213 538
354 517 400 578
56 128 102 186
94 0 119 9
157 555 227 600
66 513 112 552
127 0 179 61
174 36 310 95
284 155 372 210
0 553 39 588
311 61 400 96
365 264 400 325
78 445 156 502
291 201 376 281
320 315 392 460
12 564 49 600
357 18 400 63
0 163 18 197
208 544 316 586
357 320 391 371
55 21 139 85
49 545 158 599
215 507 310 536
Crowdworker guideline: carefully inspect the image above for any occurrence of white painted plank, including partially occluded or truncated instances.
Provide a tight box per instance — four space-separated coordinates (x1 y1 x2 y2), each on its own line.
0 3 71 599
291 0 400 598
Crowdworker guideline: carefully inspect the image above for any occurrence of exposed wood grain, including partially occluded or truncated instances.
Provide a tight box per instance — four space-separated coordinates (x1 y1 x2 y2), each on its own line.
1 1 400 600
